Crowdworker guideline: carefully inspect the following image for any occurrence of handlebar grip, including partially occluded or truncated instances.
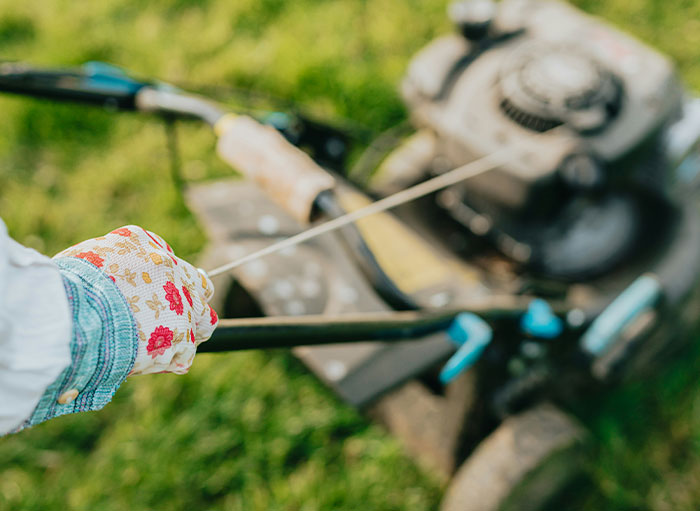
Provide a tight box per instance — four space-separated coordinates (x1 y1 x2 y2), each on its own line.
216 114 336 224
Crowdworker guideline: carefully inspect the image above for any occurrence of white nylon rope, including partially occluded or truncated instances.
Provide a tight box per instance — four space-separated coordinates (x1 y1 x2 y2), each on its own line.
206 146 516 278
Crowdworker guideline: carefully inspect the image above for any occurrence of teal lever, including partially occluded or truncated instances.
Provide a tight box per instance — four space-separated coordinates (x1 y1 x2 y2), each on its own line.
440 313 493 384
521 299 563 339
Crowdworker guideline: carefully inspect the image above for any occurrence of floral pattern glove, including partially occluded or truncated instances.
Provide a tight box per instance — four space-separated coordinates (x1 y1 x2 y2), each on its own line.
54 226 218 375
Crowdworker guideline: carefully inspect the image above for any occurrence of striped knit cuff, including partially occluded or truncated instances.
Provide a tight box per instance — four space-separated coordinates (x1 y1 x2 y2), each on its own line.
22 257 138 429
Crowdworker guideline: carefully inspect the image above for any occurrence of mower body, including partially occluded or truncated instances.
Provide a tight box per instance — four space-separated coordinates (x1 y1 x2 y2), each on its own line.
191 1 700 509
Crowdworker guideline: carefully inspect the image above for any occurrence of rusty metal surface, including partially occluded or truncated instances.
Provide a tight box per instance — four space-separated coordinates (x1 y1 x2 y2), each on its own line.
187 180 457 403
186 178 484 474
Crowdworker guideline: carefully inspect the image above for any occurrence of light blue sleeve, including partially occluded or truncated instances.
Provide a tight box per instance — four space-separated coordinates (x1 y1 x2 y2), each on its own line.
18 257 139 430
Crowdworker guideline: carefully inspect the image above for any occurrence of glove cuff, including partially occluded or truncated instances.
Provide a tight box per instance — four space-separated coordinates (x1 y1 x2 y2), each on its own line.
21 257 138 429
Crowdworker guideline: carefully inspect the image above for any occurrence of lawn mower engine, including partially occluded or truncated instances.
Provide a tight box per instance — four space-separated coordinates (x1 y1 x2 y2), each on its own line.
371 0 689 280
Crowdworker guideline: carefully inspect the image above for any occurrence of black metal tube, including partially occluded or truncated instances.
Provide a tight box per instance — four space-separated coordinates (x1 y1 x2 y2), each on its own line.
198 310 459 352
199 298 571 353
0 63 141 110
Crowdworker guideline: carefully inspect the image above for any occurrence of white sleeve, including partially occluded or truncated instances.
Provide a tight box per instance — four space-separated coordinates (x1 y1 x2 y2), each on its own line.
0 219 72 435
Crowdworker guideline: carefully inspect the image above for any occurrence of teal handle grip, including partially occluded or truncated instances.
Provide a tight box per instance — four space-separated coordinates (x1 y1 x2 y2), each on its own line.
82 61 147 95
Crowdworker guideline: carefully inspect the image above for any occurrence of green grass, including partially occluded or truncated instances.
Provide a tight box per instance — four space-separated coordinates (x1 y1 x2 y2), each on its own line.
1 0 700 509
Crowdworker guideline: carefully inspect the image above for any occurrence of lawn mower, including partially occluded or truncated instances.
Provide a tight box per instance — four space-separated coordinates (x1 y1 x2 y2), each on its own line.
3 1 700 509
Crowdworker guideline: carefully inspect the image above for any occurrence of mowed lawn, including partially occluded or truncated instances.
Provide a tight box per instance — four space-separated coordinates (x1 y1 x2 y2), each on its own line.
1 0 700 510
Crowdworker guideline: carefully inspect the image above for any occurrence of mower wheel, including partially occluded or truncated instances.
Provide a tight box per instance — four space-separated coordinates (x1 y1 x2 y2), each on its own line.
440 403 586 511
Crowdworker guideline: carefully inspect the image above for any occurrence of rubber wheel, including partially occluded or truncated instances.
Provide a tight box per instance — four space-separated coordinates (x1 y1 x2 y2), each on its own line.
440 403 587 511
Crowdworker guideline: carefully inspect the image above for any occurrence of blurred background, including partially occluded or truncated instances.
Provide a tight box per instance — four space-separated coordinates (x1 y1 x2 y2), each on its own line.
1 0 700 509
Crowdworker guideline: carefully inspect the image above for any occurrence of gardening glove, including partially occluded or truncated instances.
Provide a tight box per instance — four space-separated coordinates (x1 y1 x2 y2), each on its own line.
54 225 218 376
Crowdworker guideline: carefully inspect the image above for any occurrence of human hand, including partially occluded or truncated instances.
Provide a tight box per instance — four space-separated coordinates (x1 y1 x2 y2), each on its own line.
54 226 218 375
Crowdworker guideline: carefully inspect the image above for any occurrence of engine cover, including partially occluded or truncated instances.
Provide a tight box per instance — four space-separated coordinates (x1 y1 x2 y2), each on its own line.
403 0 681 216
499 43 622 133
399 0 684 277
